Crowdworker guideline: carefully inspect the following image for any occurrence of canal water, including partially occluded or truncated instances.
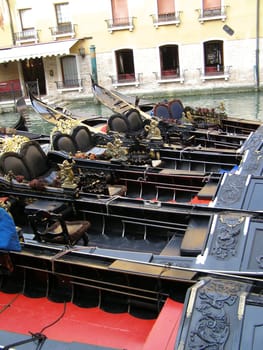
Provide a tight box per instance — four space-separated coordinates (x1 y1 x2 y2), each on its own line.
1 90 263 135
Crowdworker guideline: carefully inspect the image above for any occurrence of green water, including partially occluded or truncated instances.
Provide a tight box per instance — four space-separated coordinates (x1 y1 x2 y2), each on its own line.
1 90 263 134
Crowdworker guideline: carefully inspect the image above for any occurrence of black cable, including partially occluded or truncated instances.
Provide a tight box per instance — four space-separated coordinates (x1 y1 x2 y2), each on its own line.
39 301 67 333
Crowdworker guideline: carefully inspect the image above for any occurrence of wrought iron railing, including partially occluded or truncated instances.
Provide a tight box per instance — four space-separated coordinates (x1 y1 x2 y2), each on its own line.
50 23 76 38
14 29 39 44
55 79 83 89
105 17 134 32
151 11 181 27
197 6 228 22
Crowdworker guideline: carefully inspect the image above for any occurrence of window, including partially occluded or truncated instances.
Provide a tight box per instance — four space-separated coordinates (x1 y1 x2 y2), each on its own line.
56 56 82 90
55 3 70 25
106 0 134 32
203 0 221 16
198 0 227 22
52 3 75 38
152 0 181 27
19 8 34 31
16 8 38 43
157 0 175 21
204 40 223 74
160 45 179 78
115 49 135 82
111 0 129 26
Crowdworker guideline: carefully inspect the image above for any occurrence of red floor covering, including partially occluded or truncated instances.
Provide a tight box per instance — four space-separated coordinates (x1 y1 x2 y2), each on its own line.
0 292 183 349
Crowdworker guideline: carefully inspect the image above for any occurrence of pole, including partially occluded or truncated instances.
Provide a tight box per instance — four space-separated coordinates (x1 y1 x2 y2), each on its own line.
255 0 260 90
90 45 98 84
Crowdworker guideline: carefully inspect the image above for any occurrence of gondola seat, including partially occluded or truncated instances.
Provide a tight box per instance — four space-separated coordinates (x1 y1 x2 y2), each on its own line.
153 103 170 119
20 140 51 179
52 125 94 154
168 99 184 121
52 132 77 154
108 113 130 133
0 151 31 180
28 210 90 246
71 125 94 152
125 109 144 132
0 140 53 181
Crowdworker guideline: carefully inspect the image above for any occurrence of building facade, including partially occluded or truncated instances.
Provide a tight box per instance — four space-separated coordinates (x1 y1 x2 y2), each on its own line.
0 0 262 103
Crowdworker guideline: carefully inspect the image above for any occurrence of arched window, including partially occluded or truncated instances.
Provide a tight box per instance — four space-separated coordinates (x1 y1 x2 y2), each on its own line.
159 45 179 78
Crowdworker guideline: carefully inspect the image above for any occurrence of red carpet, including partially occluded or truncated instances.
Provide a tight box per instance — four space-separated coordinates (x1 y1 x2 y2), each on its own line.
0 292 183 349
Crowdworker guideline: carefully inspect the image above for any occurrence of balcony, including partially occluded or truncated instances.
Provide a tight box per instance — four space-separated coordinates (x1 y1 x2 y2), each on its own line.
151 11 181 28
55 79 84 92
197 6 227 23
109 73 142 88
105 17 135 33
50 23 76 39
14 29 39 45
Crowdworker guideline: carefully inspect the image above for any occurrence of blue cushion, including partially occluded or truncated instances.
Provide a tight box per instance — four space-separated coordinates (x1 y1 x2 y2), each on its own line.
0 208 21 252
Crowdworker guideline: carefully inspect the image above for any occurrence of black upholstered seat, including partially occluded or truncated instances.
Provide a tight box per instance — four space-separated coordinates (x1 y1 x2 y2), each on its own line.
0 151 31 180
125 109 144 132
108 113 130 133
52 133 77 154
20 141 51 179
71 125 94 152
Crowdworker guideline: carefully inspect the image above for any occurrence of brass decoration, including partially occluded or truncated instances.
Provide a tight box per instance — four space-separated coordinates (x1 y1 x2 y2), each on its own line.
0 135 30 154
58 160 78 189
51 118 80 136
105 137 127 161
145 119 162 140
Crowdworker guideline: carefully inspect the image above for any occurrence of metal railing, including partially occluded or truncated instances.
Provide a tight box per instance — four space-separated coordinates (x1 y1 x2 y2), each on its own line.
50 23 76 37
151 12 181 27
14 29 39 44
105 17 134 32
55 79 83 89
197 6 228 22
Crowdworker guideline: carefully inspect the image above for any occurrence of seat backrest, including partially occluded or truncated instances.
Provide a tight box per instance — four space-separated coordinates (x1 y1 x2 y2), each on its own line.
108 113 130 133
71 125 93 152
153 103 170 119
125 109 144 131
168 99 184 120
0 151 31 180
52 133 77 154
20 141 50 178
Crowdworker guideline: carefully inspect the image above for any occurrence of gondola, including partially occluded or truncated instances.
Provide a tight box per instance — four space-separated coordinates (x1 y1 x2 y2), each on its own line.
0 135 263 275
0 112 263 349
91 77 261 135
29 90 251 152
0 173 263 348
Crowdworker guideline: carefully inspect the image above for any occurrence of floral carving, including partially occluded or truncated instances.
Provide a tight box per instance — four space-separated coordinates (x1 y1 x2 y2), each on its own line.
211 215 245 259
216 175 247 205
187 279 246 349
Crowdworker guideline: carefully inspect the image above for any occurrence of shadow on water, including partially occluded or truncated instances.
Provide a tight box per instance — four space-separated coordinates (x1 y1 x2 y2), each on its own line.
0 90 263 134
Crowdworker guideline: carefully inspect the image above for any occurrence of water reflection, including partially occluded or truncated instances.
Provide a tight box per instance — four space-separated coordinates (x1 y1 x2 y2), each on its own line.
0 90 263 134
